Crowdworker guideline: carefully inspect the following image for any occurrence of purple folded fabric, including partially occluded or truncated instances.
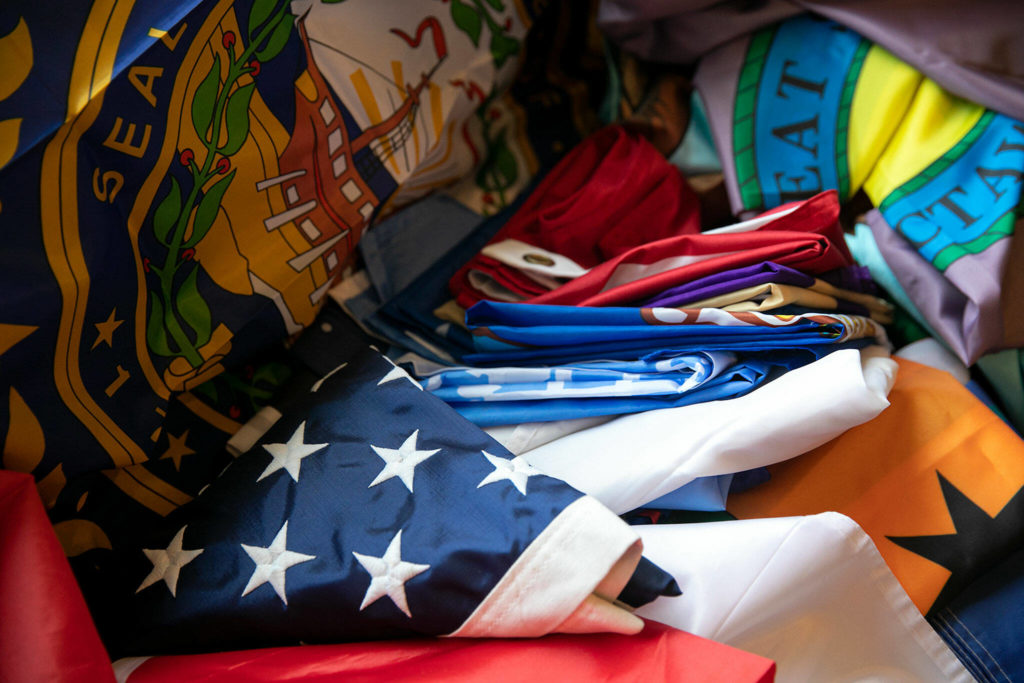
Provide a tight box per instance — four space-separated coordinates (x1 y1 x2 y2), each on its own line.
819 265 877 296
641 262 814 307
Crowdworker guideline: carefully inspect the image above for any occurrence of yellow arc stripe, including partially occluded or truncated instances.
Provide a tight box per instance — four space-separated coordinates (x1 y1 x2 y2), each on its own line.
40 0 148 467
104 466 192 517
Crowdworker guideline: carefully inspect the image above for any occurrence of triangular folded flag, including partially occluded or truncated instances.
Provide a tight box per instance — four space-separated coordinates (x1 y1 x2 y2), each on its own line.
78 338 671 656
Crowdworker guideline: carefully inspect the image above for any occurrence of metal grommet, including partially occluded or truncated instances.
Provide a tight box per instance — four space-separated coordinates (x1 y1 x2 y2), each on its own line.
523 252 555 267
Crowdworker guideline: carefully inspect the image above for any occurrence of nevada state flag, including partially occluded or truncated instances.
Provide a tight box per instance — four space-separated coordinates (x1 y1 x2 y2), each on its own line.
79 322 664 656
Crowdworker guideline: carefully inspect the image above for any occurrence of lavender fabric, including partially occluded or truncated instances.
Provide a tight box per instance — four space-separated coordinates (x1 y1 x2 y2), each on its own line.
598 0 1024 122
865 209 1024 366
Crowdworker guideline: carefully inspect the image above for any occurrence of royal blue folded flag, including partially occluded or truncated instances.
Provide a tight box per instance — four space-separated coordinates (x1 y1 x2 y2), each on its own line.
464 302 886 365
77 314 673 657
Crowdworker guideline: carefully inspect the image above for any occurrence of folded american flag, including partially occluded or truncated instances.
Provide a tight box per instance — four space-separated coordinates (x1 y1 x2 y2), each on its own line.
80 314 674 656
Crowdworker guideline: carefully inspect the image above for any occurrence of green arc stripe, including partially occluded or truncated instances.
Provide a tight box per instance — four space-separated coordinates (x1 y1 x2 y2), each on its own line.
732 27 776 212
933 209 1017 271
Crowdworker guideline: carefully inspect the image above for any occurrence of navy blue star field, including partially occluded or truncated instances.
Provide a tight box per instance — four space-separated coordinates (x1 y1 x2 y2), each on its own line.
81 309 673 656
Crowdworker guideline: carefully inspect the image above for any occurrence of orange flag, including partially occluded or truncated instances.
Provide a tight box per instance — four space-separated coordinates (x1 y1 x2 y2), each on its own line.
728 358 1024 616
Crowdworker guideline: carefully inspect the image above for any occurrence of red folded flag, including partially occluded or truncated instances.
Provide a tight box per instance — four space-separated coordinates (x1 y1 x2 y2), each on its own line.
115 620 776 682
0 471 115 683
531 190 852 306
451 124 702 308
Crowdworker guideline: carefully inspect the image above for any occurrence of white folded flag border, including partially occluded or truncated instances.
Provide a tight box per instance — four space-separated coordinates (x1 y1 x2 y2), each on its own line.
518 347 897 514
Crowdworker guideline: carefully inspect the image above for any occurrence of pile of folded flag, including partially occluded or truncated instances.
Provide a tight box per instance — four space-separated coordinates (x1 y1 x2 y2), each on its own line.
330 8 1024 682
344 126 899 521
4 1 1024 682
414 126 892 435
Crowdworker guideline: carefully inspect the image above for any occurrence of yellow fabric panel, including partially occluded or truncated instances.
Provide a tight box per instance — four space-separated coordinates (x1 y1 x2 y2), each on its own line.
863 79 985 203
847 46 922 195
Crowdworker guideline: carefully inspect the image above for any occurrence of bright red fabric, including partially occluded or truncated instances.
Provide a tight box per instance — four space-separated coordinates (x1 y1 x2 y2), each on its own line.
119 620 775 682
530 190 851 306
0 471 116 683
451 124 701 307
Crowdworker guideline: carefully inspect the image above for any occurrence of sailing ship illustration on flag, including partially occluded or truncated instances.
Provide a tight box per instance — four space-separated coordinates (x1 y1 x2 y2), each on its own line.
253 13 450 318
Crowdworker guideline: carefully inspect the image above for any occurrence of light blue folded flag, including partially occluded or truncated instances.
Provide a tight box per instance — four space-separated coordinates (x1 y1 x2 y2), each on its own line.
414 353 781 426
421 352 732 402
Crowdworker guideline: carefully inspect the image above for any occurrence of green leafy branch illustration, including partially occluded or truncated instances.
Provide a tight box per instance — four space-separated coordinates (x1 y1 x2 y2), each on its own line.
474 98 518 212
448 0 520 68
446 0 520 211
146 0 294 368
451 77 519 213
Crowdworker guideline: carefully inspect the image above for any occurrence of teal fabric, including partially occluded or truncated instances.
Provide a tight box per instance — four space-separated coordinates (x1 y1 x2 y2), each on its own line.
845 224 938 339
668 93 722 175
848 224 1024 434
